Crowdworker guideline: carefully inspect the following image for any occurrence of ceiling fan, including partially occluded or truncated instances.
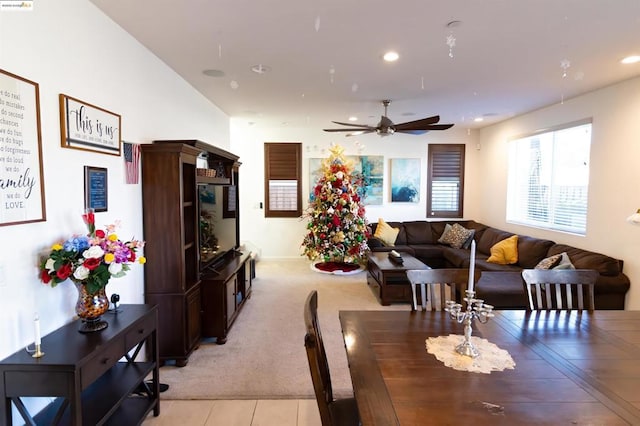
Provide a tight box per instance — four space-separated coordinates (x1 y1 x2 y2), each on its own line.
323 100 454 137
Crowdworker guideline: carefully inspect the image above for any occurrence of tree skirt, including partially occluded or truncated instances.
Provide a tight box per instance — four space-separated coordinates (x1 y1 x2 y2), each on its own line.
311 261 364 275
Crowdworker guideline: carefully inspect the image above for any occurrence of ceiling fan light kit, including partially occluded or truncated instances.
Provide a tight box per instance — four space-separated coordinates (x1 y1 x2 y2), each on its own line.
323 100 454 137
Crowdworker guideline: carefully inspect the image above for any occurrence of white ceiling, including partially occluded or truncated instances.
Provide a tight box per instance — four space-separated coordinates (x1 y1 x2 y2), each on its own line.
90 0 640 133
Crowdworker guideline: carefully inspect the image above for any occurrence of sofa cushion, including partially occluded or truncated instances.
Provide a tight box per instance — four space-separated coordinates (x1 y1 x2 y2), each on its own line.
462 229 476 249
487 235 519 264
374 218 399 246
441 246 469 268
439 223 474 249
535 253 563 269
410 244 445 264
553 252 575 270
404 221 433 244
385 221 407 245
477 227 513 255
517 235 556 268
547 244 621 276
475 272 528 309
437 224 453 243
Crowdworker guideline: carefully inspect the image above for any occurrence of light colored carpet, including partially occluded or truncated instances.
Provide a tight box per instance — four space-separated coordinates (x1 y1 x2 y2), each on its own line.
158 259 410 400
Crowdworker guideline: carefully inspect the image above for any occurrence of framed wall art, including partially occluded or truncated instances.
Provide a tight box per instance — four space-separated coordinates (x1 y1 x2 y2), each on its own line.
390 158 420 203
59 94 121 156
0 68 46 227
348 155 384 205
84 166 108 212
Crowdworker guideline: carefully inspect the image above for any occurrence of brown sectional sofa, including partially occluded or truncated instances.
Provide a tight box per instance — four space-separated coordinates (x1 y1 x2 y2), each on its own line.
368 220 630 310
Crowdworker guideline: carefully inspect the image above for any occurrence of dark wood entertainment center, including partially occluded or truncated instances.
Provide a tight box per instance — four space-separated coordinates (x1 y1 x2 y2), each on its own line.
141 140 252 366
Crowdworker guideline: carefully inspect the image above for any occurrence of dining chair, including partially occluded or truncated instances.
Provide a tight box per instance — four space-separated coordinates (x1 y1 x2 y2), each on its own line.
406 269 481 311
521 269 598 311
303 291 361 426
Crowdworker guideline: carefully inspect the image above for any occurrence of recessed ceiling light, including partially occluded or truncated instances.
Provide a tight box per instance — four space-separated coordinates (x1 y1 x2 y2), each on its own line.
383 51 399 62
621 55 640 64
348 116 358 121
202 69 225 77
474 117 484 122
251 64 271 74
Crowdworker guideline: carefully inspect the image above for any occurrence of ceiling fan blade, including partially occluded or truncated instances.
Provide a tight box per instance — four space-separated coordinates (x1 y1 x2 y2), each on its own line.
323 127 376 132
393 115 441 130
346 130 375 137
395 129 428 135
331 121 372 128
395 123 455 135
425 123 455 131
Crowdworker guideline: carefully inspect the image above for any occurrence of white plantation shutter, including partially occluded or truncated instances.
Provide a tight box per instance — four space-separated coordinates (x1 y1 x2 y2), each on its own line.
427 144 465 218
507 120 591 234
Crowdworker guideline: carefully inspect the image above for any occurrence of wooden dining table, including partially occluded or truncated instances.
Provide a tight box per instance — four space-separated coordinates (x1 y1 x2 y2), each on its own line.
339 310 640 425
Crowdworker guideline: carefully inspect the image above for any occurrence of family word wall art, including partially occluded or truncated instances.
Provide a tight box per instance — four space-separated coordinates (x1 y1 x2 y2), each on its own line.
0 69 46 227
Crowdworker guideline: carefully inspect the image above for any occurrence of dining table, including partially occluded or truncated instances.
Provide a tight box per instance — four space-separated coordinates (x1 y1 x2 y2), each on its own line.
339 309 640 425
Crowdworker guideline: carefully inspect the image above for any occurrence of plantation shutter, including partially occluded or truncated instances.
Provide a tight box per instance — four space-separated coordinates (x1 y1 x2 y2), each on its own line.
264 142 302 217
427 144 465 218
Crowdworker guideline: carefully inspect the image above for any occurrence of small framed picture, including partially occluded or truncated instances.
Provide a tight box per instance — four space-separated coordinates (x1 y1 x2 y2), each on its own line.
84 166 108 212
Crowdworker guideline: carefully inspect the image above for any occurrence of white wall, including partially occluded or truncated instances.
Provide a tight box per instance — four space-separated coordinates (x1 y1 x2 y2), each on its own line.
477 76 640 309
0 0 229 367
231 122 479 260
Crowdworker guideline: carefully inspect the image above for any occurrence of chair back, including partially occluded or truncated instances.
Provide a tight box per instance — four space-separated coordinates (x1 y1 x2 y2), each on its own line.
304 290 334 425
406 269 480 310
521 269 598 311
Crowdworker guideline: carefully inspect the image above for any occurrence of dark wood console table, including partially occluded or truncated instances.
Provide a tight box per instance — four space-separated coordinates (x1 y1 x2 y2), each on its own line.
0 304 159 426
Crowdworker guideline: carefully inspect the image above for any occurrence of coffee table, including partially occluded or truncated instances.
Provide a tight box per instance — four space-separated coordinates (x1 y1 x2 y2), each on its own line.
366 251 430 306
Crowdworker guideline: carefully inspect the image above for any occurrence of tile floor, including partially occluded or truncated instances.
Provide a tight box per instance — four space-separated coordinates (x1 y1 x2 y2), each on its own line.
143 399 321 426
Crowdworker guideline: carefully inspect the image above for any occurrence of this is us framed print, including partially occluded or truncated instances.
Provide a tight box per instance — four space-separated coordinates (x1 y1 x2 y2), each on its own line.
59 94 121 156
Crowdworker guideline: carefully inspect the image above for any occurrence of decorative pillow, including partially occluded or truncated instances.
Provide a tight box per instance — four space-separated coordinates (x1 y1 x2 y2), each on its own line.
462 229 476 249
439 223 474 249
437 224 453 244
534 253 563 270
553 252 576 270
487 235 519 264
373 218 399 246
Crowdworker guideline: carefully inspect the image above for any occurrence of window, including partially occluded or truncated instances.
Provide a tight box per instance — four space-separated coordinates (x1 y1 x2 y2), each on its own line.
507 120 591 235
427 144 465 218
264 142 302 217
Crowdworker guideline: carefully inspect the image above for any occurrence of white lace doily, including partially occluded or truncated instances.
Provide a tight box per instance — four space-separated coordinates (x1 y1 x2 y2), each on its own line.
426 334 516 374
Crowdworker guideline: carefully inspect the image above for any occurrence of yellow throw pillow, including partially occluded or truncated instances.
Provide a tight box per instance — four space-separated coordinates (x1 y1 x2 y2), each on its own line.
487 235 519 264
373 218 400 246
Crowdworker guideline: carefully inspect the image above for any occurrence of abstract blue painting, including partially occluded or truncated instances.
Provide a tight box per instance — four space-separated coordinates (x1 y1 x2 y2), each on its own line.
390 158 420 203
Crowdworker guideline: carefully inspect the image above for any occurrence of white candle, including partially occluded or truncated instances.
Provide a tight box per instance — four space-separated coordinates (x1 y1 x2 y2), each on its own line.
468 240 476 293
34 313 41 346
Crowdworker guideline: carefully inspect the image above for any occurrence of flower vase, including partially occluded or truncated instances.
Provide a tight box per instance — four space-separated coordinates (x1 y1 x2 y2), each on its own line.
74 281 109 333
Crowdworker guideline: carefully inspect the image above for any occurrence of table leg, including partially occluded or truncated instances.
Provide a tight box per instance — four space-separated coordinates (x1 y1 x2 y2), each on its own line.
411 282 417 311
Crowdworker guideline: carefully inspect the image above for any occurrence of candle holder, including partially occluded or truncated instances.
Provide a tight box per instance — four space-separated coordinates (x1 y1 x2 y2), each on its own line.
26 343 45 358
445 289 494 358
32 344 45 358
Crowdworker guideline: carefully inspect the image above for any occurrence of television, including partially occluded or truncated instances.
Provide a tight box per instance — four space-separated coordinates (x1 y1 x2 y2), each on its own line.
198 183 239 267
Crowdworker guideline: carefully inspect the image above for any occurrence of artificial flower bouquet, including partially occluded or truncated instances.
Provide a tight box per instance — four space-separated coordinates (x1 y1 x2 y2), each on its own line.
39 211 146 294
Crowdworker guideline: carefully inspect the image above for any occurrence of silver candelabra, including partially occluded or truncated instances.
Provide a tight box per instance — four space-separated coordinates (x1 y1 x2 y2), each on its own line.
445 290 494 358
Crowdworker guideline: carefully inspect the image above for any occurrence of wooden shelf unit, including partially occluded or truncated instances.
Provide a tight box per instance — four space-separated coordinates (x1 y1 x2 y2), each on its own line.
141 139 251 362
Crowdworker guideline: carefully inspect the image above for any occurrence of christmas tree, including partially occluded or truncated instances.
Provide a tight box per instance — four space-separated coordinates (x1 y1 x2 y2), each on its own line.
302 145 370 266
